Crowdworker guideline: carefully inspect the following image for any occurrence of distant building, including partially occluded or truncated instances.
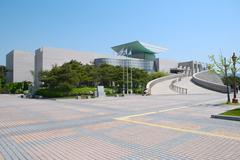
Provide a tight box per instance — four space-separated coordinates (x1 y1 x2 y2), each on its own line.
6 50 34 83
178 61 208 76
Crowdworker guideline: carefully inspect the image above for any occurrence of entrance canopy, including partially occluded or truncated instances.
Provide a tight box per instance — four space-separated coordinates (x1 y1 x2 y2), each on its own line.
112 41 167 54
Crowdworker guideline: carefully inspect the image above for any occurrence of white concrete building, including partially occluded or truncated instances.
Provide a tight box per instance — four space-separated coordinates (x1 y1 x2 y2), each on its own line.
5 41 207 87
34 47 108 87
6 50 34 83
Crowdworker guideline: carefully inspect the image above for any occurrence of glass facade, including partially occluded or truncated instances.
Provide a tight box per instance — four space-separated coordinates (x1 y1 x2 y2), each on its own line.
94 58 155 72
131 52 156 61
108 41 167 72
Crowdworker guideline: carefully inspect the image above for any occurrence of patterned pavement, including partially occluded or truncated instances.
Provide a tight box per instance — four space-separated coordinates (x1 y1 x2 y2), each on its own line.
0 93 239 160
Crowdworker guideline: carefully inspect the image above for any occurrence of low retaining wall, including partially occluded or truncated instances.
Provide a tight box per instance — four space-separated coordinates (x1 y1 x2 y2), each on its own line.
192 71 227 93
211 115 240 121
146 73 185 95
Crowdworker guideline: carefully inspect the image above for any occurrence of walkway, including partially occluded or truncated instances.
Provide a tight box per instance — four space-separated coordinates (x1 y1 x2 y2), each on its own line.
175 77 217 94
151 76 219 95
0 94 239 159
150 79 178 95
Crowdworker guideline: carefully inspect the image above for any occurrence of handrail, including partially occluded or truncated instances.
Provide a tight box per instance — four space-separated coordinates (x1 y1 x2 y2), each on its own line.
146 73 186 95
169 78 188 94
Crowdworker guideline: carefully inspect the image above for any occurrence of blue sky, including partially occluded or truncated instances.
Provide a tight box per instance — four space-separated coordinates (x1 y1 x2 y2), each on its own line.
0 0 239 65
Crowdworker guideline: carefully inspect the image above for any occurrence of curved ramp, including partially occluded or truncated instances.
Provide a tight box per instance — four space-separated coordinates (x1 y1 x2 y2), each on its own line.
151 79 179 95
149 72 225 95
192 71 227 93
174 77 217 94
147 74 185 95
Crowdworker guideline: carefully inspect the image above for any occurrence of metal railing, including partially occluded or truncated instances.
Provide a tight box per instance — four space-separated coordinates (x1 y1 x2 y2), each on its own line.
169 78 188 94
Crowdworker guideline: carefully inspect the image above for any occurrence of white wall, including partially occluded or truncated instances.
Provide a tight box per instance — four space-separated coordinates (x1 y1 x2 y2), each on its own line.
6 50 34 83
158 59 178 73
6 52 13 83
34 47 109 87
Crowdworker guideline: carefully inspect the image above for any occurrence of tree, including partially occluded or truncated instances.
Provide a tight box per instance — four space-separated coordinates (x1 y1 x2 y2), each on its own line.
209 53 240 103
209 54 240 76
40 60 84 90
98 64 118 87
38 60 168 96
0 66 6 93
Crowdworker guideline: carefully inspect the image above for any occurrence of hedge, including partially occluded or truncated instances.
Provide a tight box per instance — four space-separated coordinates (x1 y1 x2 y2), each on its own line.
35 87 96 98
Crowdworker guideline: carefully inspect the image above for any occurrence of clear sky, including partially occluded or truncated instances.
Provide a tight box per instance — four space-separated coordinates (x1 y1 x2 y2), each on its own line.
0 0 239 65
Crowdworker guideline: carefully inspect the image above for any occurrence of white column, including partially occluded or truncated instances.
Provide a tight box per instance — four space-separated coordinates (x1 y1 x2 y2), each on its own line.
192 62 194 75
196 62 199 73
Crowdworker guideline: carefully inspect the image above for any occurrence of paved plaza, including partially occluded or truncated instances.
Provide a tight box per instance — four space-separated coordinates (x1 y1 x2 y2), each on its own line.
0 93 240 160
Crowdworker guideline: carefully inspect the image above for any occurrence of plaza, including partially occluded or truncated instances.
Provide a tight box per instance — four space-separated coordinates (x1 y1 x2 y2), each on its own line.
0 92 239 160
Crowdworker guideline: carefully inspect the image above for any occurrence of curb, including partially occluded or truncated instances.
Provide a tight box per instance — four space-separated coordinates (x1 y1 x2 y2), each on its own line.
211 115 240 121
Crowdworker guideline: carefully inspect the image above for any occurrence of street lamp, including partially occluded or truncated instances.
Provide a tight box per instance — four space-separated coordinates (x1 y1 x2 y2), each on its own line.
122 58 125 95
231 52 238 103
224 57 230 103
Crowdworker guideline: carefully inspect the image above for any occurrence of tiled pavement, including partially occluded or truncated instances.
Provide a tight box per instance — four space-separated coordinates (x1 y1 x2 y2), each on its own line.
0 93 239 160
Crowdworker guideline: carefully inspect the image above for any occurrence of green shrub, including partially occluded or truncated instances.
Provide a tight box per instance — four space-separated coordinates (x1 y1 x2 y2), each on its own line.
35 88 68 98
104 88 116 96
36 87 96 98
55 82 73 92
0 78 4 93
3 81 31 94
133 88 144 94
148 71 168 80
70 87 96 96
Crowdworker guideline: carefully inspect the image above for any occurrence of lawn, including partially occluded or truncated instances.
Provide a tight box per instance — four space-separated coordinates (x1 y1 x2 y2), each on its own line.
221 108 240 116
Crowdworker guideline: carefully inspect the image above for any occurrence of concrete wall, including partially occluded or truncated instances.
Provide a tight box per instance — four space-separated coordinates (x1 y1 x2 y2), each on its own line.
6 52 13 83
6 50 34 83
158 59 178 73
192 71 227 93
34 49 43 87
34 47 109 87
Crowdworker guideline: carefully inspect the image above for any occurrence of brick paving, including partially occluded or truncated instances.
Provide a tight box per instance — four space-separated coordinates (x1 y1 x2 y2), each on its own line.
0 93 239 159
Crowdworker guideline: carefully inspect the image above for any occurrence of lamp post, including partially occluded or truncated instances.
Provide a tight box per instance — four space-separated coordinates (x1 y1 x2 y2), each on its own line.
129 50 133 94
122 56 125 95
126 57 128 95
119 48 125 95
231 52 238 103
130 63 133 94
224 57 230 103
